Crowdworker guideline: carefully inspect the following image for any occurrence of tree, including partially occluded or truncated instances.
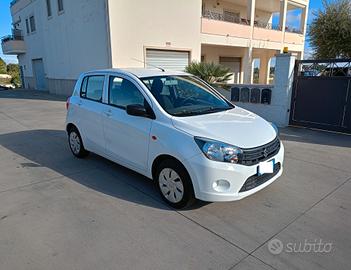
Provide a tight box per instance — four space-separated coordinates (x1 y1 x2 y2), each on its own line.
185 62 233 84
0 58 6 74
309 0 351 59
7 64 21 87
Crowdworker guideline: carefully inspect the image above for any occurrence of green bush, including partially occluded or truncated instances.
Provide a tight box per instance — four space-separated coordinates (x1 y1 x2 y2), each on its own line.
7 64 21 87
185 62 233 84
0 58 7 74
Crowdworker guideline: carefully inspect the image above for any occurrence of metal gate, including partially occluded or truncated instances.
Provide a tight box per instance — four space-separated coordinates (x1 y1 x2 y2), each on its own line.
290 59 351 134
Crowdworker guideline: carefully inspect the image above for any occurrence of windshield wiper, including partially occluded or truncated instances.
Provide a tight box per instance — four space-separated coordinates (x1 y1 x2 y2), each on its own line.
172 107 231 116
194 107 231 114
172 110 199 116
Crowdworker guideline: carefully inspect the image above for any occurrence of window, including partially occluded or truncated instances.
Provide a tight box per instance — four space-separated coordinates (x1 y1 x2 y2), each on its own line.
109 76 145 109
29 16 36 32
58 0 64 12
46 0 52 17
141 76 233 116
80 76 104 102
25 19 29 34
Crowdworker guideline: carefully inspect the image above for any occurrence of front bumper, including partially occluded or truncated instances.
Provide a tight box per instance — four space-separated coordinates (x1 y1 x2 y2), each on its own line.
184 142 284 202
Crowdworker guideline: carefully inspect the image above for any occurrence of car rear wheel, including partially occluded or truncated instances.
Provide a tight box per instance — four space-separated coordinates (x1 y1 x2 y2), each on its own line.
156 159 196 209
68 126 89 158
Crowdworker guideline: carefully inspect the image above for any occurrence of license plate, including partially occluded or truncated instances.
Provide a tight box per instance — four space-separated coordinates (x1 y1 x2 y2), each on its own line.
258 159 275 175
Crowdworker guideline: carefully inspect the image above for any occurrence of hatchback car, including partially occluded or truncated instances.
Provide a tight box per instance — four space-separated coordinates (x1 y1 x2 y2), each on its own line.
66 69 284 208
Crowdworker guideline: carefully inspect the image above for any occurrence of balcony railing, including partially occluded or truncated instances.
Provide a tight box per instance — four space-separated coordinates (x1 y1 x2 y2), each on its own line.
285 25 303 34
1 29 25 55
1 29 23 43
255 22 281 31
202 10 303 34
202 10 250 26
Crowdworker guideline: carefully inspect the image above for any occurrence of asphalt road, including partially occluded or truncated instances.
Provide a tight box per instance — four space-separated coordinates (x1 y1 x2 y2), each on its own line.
0 90 350 270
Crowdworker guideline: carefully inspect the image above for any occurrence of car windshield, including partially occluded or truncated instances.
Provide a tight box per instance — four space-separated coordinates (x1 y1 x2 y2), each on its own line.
141 75 233 116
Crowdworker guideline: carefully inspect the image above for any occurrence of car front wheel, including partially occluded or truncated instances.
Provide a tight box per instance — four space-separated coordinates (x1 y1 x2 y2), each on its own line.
156 159 196 209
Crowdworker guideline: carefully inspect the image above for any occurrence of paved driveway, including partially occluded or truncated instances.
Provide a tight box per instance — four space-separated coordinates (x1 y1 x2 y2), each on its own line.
0 90 350 270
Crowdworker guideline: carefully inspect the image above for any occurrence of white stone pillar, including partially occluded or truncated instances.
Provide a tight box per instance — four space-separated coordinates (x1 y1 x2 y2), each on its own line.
242 47 254 84
280 0 288 30
272 53 296 126
247 0 256 26
301 5 309 36
242 0 255 84
280 0 288 52
259 55 271 84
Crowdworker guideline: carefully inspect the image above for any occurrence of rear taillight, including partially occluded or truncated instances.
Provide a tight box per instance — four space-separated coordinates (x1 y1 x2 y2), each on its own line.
66 97 71 110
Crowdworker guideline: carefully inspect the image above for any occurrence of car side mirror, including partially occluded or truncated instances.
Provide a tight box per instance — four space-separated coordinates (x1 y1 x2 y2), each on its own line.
126 104 152 118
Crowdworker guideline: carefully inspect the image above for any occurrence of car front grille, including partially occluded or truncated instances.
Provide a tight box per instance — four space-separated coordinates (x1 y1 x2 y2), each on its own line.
239 162 281 193
240 137 281 166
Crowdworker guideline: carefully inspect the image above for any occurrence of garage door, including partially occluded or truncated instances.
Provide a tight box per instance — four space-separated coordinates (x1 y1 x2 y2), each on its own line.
146 49 190 71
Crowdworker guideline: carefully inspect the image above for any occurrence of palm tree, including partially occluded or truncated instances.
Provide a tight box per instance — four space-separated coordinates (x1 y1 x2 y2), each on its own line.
185 62 233 84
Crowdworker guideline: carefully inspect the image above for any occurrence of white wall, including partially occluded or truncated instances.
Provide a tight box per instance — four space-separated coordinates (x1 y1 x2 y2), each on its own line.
13 0 110 80
218 54 296 127
107 0 202 68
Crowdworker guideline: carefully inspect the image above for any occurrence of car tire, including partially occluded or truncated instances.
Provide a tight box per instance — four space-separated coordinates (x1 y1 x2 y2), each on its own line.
155 159 196 209
68 126 89 158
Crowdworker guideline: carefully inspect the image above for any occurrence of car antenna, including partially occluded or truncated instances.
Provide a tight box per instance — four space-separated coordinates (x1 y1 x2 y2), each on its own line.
131 58 165 72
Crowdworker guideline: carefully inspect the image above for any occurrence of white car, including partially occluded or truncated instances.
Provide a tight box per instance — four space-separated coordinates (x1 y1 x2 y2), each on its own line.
66 68 284 208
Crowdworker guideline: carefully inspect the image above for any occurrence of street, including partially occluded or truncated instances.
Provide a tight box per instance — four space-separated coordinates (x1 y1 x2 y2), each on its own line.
0 90 350 270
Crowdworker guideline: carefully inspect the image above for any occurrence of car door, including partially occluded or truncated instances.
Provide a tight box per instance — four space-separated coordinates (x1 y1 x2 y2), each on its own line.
102 75 153 172
76 75 106 154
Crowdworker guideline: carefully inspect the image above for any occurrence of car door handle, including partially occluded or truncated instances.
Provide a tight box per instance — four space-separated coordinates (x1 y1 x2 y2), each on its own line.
104 110 112 117
78 100 83 106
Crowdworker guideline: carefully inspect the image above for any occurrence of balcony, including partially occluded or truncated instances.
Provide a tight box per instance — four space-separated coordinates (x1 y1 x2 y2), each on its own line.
201 10 252 40
1 30 26 55
201 9 304 49
253 23 283 44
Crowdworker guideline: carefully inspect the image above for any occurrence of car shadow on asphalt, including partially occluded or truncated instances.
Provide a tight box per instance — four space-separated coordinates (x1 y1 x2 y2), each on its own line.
0 129 208 211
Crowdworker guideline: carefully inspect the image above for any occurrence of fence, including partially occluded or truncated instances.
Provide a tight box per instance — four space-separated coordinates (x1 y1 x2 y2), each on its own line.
217 54 296 127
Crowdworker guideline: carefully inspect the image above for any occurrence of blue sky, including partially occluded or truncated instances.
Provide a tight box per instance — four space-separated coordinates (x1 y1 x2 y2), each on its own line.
0 0 323 64
0 0 18 63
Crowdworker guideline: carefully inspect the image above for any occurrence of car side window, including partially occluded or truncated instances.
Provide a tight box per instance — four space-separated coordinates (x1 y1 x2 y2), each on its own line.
80 75 104 102
109 76 145 108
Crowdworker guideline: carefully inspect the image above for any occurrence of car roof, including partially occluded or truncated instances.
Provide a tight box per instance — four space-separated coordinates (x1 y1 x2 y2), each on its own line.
84 68 189 78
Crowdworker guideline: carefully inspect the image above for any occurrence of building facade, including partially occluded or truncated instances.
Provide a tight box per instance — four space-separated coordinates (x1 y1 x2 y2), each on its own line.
2 0 309 95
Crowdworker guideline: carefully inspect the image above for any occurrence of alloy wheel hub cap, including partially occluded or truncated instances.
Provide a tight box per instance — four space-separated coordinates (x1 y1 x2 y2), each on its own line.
69 132 81 154
159 168 184 203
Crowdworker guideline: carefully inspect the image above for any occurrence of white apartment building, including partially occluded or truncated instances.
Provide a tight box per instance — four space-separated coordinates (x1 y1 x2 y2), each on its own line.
2 0 309 95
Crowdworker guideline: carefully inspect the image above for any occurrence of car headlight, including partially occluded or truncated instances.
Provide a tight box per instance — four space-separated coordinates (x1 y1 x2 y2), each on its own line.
194 137 243 164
